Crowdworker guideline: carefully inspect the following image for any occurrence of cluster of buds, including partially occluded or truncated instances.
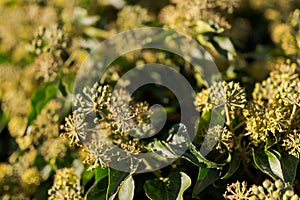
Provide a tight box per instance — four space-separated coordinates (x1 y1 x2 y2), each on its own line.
32 25 69 56
224 179 299 200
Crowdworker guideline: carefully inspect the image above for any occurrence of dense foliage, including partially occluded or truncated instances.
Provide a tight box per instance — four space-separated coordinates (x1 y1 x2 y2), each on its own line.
0 0 300 199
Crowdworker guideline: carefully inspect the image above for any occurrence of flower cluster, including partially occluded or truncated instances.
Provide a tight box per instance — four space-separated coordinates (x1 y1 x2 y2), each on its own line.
194 81 246 156
0 97 70 199
224 179 299 200
61 82 152 169
159 0 239 36
116 5 151 31
0 3 57 59
48 168 83 200
32 25 71 82
282 130 300 158
244 63 300 151
0 148 41 199
270 9 300 57
195 81 247 114
205 125 234 153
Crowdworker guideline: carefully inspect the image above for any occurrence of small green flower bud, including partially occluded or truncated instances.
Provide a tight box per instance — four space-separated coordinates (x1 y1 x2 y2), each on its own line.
283 194 289 200
252 185 259 195
258 186 265 193
263 179 272 189
272 190 280 199
275 179 284 189
291 195 299 200
249 196 258 200
285 190 295 197
258 193 265 200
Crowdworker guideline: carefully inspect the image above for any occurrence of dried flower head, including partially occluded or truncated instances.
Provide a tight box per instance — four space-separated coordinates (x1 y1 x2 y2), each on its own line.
41 138 67 162
31 99 62 143
0 163 13 182
82 133 113 170
33 52 61 82
253 63 299 105
210 81 247 110
270 8 300 56
20 167 40 186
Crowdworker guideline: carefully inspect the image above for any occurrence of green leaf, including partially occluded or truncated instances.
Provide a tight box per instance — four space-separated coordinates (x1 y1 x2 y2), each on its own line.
144 172 191 200
27 83 58 125
212 36 236 59
86 174 109 200
147 123 190 159
166 124 191 155
87 168 133 200
187 144 223 168
118 176 135 200
280 150 299 183
96 167 109 182
253 148 284 181
58 79 68 97
192 168 221 196
264 149 284 180
197 167 209 180
82 167 95 187
0 111 9 133
107 168 130 199
147 139 178 159
221 153 241 179
253 148 299 183
265 137 277 150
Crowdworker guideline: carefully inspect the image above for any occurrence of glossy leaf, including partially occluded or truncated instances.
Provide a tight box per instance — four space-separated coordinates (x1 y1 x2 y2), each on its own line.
107 168 130 199
147 123 190 159
96 167 109 182
85 175 109 200
192 168 221 196
221 153 241 179
253 148 284 181
118 176 135 200
82 167 95 187
144 172 191 200
188 144 223 168
280 150 299 183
